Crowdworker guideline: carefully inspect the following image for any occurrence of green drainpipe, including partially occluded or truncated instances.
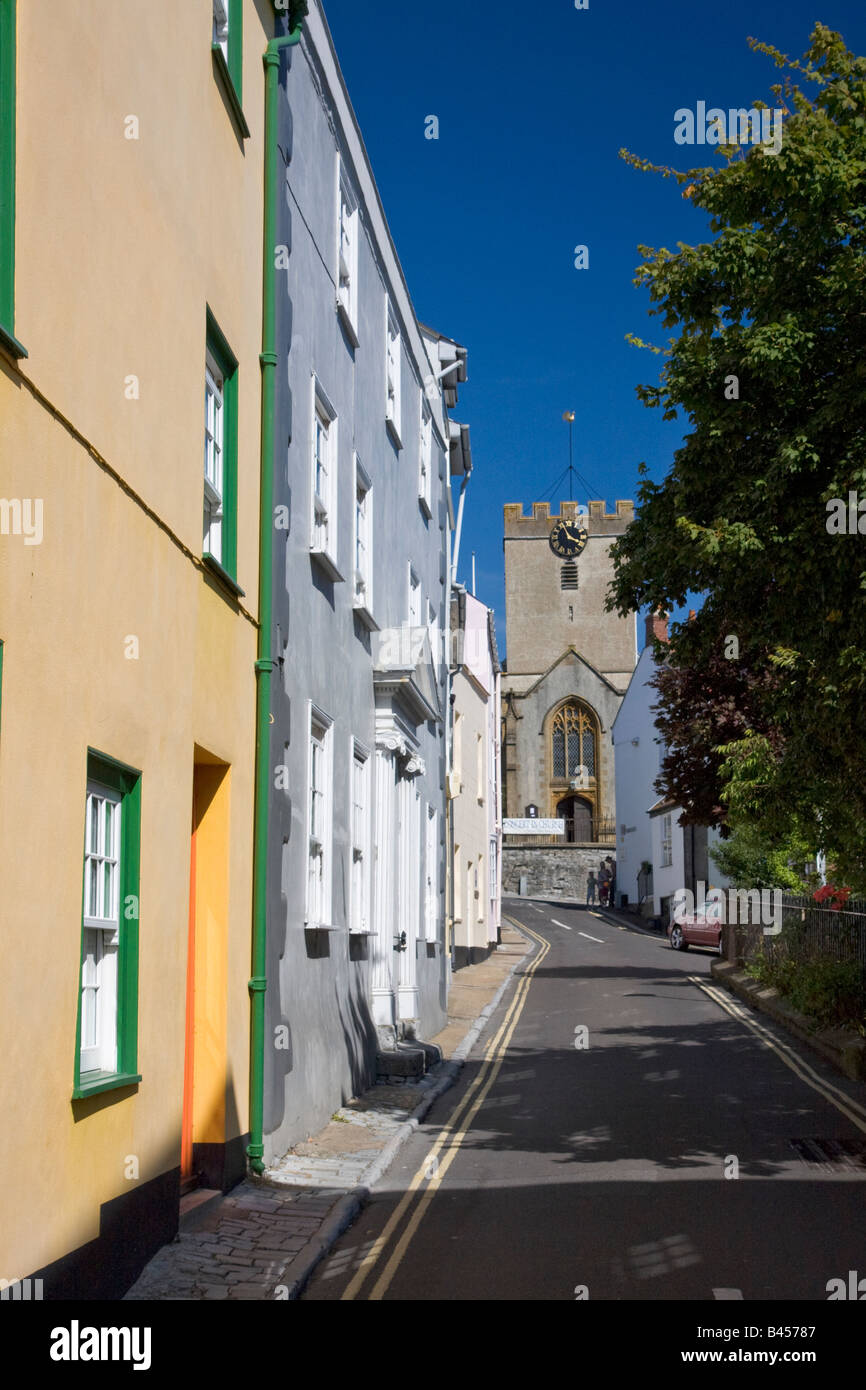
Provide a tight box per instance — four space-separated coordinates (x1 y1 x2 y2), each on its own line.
248 0 308 1178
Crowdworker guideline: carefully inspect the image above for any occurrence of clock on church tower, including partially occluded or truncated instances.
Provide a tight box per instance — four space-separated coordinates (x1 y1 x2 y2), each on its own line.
548 518 588 559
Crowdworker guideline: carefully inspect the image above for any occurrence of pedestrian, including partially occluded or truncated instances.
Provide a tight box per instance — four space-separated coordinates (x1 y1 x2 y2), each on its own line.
598 862 610 907
605 856 616 908
586 870 597 905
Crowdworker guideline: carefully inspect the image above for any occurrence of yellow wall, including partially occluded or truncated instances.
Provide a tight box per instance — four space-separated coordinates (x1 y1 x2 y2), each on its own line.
0 0 272 1282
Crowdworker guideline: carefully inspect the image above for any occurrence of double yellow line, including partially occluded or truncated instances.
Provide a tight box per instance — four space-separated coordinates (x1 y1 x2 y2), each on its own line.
341 917 550 1300
693 975 866 1133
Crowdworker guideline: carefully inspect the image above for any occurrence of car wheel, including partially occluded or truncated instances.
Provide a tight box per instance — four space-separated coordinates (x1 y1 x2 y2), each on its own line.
670 925 687 951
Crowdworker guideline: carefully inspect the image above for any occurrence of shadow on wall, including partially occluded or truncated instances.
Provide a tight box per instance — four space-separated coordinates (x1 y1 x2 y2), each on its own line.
337 974 380 1103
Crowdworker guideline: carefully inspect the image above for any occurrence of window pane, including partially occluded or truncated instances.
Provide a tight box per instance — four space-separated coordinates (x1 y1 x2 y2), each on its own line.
552 728 565 778
82 929 100 1049
88 857 99 918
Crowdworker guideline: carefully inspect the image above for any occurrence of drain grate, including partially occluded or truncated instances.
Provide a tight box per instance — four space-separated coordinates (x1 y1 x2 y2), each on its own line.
789 1137 866 1171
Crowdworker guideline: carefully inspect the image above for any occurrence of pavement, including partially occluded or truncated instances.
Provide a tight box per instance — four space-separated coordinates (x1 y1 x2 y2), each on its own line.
123 922 529 1301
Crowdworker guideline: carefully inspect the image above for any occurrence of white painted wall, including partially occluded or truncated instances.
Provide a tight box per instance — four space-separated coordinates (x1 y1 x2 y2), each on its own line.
651 809 685 913
612 643 663 908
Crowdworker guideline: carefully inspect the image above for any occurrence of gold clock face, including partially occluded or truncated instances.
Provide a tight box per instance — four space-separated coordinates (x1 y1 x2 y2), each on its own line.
549 520 588 558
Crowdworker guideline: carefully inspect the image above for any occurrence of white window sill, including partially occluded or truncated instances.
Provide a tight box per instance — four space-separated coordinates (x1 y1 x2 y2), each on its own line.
304 922 341 932
336 299 360 349
311 547 345 583
419 494 433 519
385 416 402 450
353 596 379 631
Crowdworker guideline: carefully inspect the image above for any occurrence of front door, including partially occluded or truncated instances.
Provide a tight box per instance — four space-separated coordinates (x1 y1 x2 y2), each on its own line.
556 795 592 842
181 757 230 1197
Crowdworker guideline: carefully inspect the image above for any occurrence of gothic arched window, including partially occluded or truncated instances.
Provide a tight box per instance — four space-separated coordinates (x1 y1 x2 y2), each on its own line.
552 703 596 779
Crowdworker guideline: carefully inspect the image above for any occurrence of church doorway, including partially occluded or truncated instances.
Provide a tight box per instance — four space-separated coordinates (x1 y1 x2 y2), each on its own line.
556 795 592 843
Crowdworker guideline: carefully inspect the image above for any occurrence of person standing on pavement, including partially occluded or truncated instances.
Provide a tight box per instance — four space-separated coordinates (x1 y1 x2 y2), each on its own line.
586 870 597 905
598 862 610 907
605 856 616 909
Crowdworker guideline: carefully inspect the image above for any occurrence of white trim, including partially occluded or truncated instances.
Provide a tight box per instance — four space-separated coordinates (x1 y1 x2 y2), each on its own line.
306 703 334 927
336 153 360 344
212 0 229 61
350 739 371 935
80 781 122 1075
204 349 225 563
310 376 343 581
419 396 433 516
385 298 402 448
352 454 376 626
424 803 439 943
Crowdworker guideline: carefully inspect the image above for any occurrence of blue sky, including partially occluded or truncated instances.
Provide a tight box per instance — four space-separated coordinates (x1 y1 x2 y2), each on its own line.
321 0 866 656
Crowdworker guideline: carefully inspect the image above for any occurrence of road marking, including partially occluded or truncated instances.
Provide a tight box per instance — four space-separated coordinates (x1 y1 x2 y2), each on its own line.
691 976 866 1132
713 1288 744 1300
552 919 572 930
341 918 551 1300
578 931 603 943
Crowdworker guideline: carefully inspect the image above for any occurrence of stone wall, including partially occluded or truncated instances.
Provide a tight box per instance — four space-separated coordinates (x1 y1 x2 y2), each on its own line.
502 846 616 899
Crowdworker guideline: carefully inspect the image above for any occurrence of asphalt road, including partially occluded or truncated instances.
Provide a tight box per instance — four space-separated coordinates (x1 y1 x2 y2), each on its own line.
303 899 866 1301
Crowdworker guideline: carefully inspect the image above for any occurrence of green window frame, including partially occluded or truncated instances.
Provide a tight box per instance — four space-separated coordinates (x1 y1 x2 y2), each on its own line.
0 0 26 359
72 750 142 1100
211 0 249 139
203 308 239 586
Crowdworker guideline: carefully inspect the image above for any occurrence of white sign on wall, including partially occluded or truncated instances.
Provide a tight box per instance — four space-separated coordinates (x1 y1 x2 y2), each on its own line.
503 818 565 835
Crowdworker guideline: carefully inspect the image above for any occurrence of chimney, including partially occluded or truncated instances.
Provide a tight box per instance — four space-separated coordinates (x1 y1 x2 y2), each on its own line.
645 608 668 648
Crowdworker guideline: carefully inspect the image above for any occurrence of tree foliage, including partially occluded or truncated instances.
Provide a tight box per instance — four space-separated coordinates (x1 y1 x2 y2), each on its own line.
709 817 813 892
609 26 866 891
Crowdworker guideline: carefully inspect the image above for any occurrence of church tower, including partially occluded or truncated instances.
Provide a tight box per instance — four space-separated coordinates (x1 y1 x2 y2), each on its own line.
501 499 636 843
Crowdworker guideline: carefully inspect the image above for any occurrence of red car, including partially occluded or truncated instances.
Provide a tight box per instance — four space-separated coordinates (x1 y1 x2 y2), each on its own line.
668 910 724 955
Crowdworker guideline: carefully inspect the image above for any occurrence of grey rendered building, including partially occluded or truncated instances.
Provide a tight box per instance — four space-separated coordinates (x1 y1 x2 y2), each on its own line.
263 0 470 1159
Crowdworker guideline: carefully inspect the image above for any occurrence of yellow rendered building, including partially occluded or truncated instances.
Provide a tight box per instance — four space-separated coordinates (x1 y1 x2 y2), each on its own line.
0 0 274 1296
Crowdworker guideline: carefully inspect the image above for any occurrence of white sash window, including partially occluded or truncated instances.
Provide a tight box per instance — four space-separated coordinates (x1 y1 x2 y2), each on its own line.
80 783 122 1074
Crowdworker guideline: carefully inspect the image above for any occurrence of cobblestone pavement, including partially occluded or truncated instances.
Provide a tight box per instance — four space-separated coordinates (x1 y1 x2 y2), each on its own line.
124 1186 338 1301
124 924 528 1301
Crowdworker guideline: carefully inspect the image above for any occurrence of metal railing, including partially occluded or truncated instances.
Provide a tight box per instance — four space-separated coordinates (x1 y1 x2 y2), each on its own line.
732 892 866 973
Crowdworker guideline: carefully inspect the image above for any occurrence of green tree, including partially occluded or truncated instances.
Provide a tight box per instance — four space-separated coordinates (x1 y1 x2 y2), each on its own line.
708 814 813 892
609 25 866 892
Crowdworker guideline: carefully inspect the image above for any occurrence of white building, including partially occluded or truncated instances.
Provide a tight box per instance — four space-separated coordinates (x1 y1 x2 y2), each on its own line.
449 588 502 967
612 612 729 921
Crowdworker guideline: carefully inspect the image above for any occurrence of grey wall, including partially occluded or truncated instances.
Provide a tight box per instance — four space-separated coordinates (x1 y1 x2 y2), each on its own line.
502 847 615 899
263 25 449 1161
